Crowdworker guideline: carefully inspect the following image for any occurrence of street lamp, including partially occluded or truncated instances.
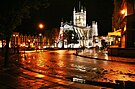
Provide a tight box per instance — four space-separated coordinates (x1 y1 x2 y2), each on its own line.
121 9 125 14
39 33 42 49
121 9 127 16
38 23 45 49
38 23 44 29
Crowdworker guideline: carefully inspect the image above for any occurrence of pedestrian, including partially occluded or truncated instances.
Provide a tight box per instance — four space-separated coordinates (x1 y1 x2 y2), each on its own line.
95 45 99 53
76 49 78 55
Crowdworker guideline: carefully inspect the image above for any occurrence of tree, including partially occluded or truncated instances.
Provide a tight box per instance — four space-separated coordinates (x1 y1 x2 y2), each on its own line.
64 30 79 45
49 28 60 46
0 0 49 66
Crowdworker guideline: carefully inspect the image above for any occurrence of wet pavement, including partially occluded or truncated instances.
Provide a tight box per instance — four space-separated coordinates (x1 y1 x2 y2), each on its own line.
0 49 135 89
77 49 135 63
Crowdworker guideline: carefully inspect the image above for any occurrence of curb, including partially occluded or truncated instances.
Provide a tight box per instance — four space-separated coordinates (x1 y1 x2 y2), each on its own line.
73 53 135 64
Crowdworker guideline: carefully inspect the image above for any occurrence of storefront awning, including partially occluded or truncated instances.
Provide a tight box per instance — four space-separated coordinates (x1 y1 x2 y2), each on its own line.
108 30 121 36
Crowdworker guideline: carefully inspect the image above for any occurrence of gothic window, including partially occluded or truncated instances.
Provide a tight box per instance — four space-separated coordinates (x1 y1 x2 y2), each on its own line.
75 17 77 21
79 16 80 21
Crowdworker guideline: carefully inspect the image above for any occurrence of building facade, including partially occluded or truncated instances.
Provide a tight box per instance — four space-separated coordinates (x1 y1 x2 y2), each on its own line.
111 0 135 48
58 2 98 48
10 32 48 49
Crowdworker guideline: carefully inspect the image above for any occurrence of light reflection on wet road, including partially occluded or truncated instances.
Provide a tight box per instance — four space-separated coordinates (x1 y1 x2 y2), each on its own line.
18 50 135 88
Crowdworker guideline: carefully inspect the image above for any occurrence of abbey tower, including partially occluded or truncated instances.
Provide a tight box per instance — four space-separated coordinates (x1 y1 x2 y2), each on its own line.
58 1 98 48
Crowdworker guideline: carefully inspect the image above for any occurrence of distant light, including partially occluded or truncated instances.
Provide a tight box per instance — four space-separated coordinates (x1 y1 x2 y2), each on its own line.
35 74 45 78
28 40 30 42
38 46 41 49
39 33 42 36
43 46 47 48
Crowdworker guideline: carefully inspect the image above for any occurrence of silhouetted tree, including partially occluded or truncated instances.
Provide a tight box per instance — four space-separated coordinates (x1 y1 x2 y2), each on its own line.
0 0 49 66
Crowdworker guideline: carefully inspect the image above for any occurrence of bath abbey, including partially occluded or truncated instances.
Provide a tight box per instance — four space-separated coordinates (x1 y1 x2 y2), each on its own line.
58 2 98 48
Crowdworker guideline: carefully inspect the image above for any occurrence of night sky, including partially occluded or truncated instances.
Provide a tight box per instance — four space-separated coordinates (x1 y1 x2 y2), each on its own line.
17 0 114 36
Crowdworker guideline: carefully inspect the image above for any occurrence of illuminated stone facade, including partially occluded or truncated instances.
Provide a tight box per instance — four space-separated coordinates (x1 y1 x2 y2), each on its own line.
10 32 47 49
58 2 98 48
111 0 135 48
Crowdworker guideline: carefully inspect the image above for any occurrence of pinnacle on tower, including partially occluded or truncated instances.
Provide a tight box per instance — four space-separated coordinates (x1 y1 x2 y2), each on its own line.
81 6 83 12
84 6 86 11
61 18 64 27
73 7 76 11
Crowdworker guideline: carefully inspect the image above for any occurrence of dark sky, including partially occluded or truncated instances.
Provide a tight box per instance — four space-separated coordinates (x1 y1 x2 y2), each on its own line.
17 0 114 36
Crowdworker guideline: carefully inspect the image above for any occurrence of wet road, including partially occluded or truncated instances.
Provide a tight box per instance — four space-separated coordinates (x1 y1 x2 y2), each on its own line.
8 49 135 88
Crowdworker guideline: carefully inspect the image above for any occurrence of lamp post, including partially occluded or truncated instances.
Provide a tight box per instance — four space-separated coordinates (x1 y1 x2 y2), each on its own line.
39 33 42 49
13 34 19 54
38 23 44 49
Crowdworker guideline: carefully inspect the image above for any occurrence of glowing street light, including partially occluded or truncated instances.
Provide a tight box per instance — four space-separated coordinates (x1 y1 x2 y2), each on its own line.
38 23 44 29
121 9 127 16
121 9 125 14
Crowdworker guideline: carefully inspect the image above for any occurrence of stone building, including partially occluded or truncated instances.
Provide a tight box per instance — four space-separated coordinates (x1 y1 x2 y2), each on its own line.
10 32 47 49
110 0 135 48
58 1 98 48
